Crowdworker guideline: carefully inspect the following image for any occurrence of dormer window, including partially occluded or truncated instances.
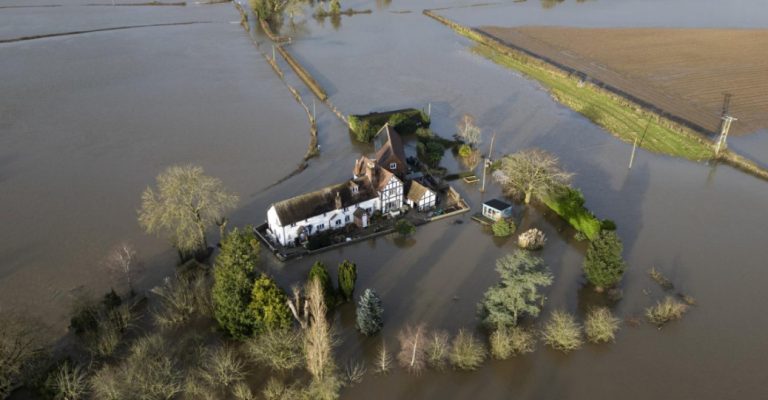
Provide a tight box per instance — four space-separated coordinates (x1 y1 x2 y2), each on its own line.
350 181 359 194
389 163 397 170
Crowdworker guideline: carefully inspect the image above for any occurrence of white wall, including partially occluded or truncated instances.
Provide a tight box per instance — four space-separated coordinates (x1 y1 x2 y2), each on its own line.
267 197 380 246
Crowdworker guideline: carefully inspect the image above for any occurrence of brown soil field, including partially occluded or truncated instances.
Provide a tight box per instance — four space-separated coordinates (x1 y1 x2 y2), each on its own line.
481 26 768 135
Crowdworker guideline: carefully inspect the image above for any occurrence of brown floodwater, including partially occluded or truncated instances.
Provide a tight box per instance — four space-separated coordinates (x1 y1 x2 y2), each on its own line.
2 0 768 399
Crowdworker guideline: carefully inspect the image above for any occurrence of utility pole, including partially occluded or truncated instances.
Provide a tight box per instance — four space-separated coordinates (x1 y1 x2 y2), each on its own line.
715 115 737 156
629 138 638 169
428 103 431 117
480 131 496 193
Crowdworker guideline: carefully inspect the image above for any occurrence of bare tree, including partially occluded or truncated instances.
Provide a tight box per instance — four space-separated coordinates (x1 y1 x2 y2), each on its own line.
396 324 426 374
374 340 392 375
0 313 47 398
456 114 482 148
138 165 238 261
494 149 573 204
106 242 138 294
304 279 333 381
425 330 450 370
286 285 309 329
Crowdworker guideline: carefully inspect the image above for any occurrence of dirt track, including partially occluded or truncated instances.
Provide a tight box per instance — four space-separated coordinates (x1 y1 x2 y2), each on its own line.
481 26 768 135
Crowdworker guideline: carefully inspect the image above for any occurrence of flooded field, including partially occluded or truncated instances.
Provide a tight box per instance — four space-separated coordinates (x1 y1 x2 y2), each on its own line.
2 0 768 399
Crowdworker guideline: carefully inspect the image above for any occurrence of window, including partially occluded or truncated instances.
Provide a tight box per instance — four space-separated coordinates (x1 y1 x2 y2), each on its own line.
390 162 397 170
335 220 342 226
291 222 296 227
345 215 350 222
366 207 372 213
317 224 324 231
351 186 358 194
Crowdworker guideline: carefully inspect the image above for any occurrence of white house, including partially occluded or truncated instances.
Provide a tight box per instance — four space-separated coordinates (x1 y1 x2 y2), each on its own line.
267 160 404 247
482 199 512 221
406 180 437 211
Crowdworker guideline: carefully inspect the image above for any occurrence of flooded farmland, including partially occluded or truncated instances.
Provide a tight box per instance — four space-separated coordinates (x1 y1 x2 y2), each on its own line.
2 0 768 399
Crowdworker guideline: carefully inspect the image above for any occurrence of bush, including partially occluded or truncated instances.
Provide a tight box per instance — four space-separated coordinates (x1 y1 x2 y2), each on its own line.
246 329 304 372
449 329 486 371
421 140 445 167
425 331 450 370
645 296 688 326
489 327 536 359
415 127 434 140
50 362 89 400
152 271 211 329
601 219 617 231
198 346 246 390
458 144 473 158
541 311 583 353
542 187 601 240
583 230 627 291
491 218 513 237
517 228 546 250
394 219 416 237
584 307 620 343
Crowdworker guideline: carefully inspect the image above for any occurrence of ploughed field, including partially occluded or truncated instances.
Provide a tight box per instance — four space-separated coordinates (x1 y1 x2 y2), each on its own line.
480 26 768 136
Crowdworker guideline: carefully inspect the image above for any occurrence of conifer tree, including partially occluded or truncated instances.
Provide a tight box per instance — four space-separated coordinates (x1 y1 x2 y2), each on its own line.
308 261 336 307
583 230 626 292
356 289 383 336
212 228 260 338
337 260 357 302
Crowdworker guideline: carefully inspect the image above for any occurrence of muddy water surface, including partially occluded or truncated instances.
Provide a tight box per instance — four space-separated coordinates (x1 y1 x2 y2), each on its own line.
2 0 768 399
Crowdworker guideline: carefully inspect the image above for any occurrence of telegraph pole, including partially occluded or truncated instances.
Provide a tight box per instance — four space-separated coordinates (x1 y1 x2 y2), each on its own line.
715 115 737 156
480 131 496 193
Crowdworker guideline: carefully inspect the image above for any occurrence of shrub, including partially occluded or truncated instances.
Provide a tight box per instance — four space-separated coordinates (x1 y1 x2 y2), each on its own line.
645 296 688 326
424 140 445 167
337 260 357 302
584 307 620 343
458 144 473 158
262 377 304 400
152 271 211 329
51 362 89 400
249 274 293 334
517 228 546 250
198 346 247 390
449 329 486 371
415 127 434 140
349 117 376 143
397 325 426 374
541 311 583 353
583 230 627 292
489 328 513 360
509 327 537 355
601 219 617 231
489 327 536 359
394 219 416 237
246 328 304 372
425 330 450 370
356 289 383 336
491 218 513 237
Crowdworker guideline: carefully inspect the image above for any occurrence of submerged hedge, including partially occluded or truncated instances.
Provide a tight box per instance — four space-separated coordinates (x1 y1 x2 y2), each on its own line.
542 187 602 240
348 108 430 142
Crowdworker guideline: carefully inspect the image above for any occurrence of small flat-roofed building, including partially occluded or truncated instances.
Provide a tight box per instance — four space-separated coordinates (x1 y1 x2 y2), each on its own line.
482 199 512 221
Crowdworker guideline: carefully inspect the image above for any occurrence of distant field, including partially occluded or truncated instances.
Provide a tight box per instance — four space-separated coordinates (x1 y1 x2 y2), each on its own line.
481 26 768 135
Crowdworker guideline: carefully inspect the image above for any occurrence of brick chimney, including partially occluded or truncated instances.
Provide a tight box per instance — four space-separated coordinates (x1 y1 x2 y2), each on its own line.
365 160 377 187
335 191 342 210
